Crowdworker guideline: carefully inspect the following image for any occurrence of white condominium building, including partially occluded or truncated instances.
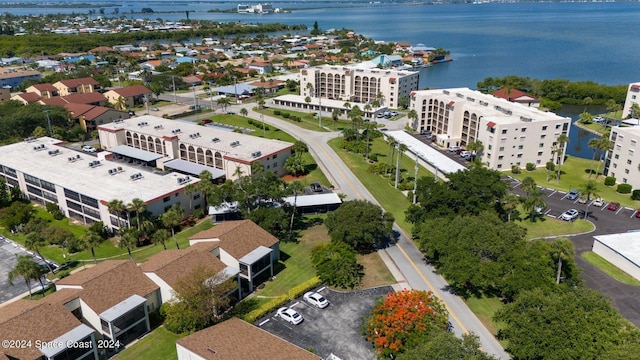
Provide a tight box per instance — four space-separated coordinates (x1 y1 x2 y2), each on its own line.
300 65 419 109
622 82 640 119
604 126 640 190
409 88 571 170
98 115 293 180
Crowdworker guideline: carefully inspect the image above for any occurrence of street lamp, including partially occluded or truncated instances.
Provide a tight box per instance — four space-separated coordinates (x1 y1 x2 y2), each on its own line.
413 155 418 204
233 76 238 104
261 111 266 137
44 108 53 137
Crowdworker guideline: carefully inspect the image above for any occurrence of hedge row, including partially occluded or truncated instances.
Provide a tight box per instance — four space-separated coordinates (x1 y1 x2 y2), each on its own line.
243 276 322 323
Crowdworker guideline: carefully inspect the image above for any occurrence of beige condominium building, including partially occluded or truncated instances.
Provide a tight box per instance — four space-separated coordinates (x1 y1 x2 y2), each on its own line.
299 65 419 109
622 82 640 119
98 115 293 180
0 137 201 230
409 88 571 170
604 126 640 190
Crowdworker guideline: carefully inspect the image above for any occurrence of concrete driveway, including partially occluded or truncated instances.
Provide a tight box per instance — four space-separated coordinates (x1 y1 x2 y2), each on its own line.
258 286 393 360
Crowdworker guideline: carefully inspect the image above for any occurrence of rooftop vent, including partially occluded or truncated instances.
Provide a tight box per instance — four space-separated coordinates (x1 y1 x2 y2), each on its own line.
137 121 149 127
130 173 143 181
230 141 240 147
33 144 46 151
251 151 262 158
171 128 182 134
212 137 220 143
88 160 101 168
176 176 192 185
24 136 36 142
154 125 164 130
47 149 61 156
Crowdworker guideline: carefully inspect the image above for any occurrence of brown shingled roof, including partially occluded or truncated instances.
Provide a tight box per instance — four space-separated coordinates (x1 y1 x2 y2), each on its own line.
141 248 226 289
57 260 158 314
109 84 151 97
189 220 279 260
29 83 57 92
176 317 321 360
0 302 82 359
12 92 41 103
56 77 99 87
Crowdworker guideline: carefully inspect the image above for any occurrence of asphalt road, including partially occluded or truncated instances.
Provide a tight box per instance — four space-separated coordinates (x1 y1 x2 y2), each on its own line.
223 102 511 359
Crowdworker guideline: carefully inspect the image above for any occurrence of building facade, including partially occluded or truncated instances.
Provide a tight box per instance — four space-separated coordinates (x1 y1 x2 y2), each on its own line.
604 126 640 190
622 82 640 119
98 115 293 180
299 65 419 109
409 88 571 170
0 137 202 230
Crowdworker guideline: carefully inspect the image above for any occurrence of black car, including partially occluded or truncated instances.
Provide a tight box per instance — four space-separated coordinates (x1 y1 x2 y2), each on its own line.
311 182 323 192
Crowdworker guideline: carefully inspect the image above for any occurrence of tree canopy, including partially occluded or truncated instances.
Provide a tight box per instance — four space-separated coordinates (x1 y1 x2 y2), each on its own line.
311 241 363 289
397 331 496 360
325 200 394 253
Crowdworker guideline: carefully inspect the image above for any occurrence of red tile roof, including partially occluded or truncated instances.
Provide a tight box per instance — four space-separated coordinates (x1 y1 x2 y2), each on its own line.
493 87 539 102
487 121 496 128
448 101 455 107
12 92 41 103
29 83 57 92
56 77 99 88
109 84 151 97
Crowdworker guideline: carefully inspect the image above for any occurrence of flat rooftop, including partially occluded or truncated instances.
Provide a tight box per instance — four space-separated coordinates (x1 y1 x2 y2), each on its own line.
386 130 466 174
0 137 198 204
593 232 640 268
99 115 293 162
415 88 570 125
274 94 385 112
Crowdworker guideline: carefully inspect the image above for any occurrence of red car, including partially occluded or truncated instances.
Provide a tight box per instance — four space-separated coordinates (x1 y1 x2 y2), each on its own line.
607 202 620 211
635 209 640 218
201 119 212 124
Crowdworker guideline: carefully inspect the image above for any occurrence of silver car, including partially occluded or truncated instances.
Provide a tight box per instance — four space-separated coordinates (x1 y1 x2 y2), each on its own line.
559 209 579 221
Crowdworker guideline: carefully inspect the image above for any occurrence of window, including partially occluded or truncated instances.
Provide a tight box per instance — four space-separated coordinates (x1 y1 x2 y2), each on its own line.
625 169 630 174
499 147 504 151
488 144 492 150
497 164 502 169
555 124 561 129
536 160 541 164
539 143 544 148
541 134 546 139
521 128 526 132
501 129 508 134
629 149 635 156
498 155 504 160
518 145 523 150
542 125 548 130
163 196 170 203
517 154 523 158
632 139 637 146
273 162 277 168
193 194 201 200
538 151 543 156
628 159 632 165
623 178 628 183
273 154 278 159
613 163 617 168
614 154 619 159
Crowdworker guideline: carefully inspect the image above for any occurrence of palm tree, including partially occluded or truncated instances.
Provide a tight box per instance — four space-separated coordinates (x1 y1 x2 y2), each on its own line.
385 136 396 176
363 104 372 119
118 227 138 263
521 176 537 196
395 143 407 189
128 198 146 230
151 229 170 250
551 238 574 284
582 96 592 113
184 183 196 210
217 97 231 113
115 96 127 111
107 199 128 228
331 108 341 130
81 230 103 264
579 180 600 219
161 204 185 249
545 161 556 182
343 101 351 116
522 186 546 222
240 108 248 118
304 96 312 112
407 109 418 129
8 256 43 299
555 134 569 184
594 138 611 179
587 138 600 179
287 181 305 239
25 232 54 273
578 112 593 124
466 140 484 161
502 193 521 222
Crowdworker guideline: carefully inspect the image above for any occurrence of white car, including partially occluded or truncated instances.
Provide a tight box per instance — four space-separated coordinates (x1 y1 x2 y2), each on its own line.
459 150 471 158
559 209 579 221
448 146 461 152
82 145 96 153
303 291 329 309
591 198 605 207
277 307 303 325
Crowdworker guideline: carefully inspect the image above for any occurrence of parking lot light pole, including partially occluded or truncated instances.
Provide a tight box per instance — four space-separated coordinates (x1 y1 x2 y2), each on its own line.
413 155 418 204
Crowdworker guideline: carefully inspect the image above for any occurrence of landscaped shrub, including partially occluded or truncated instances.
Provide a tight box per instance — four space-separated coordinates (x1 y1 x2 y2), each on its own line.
511 165 521 174
274 109 281 115
604 176 616 186
282 113 290 118
617 183 632 194
631 190 640 201
526 163 536 171
369 153 378 162
242 277 321 323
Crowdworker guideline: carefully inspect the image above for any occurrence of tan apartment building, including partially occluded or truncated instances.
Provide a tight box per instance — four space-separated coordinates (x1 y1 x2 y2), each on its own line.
604 126 640 189
98 115 293 180
409 88 571 170
53 77 100 96
26 83 59 98
104 85 152 109
299 65 419 109
622 82 640 119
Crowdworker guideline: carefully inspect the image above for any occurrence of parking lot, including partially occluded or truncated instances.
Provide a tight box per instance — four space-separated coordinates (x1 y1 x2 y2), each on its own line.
0 237 52 304
257 286 393 360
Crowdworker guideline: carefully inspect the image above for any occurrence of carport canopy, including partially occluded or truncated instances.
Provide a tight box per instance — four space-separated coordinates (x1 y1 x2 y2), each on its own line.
108 145 163 162
164 158 226 179
385 130 466 175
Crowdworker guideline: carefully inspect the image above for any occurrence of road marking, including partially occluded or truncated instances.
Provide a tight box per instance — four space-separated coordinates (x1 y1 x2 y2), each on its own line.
258 319 270 326
395 243 469 335
548 190 557 197
616 207 623 215
630 210 638 219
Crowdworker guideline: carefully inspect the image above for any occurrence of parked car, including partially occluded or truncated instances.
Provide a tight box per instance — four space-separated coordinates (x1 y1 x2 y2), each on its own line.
310 182 323 192
201 119 212 124
534 204 546 214
459 150 471 158
566 189 579 200
607 202 620 211
127 110 135 116
591 198 605 207
593 116 605 124
82 145 96 153
559 209 579 221
390 111 399 116
150 106 159 111
636 209 640 218
277 307 303 325
448 146 461 152
376 113 385 118
303 291 329 309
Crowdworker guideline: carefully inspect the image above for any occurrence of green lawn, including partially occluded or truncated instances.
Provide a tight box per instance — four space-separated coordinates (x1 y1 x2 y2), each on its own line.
115 326 183 360
464 296 507 348
327 137 433 234
514 212 594 240
581 251 640 286
257 107 330 132
509 155 640 208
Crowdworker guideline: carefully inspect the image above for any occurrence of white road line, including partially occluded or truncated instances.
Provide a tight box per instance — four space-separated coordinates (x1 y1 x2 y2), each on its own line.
548 191 557 197
630 210 638 219
616 207 624 214
259 319 270 326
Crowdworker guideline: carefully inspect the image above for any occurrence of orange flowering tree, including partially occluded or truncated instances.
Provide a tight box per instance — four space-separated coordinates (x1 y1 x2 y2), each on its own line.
364 290 449 358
